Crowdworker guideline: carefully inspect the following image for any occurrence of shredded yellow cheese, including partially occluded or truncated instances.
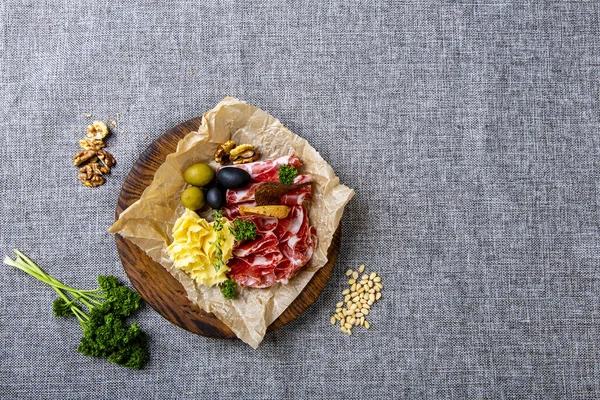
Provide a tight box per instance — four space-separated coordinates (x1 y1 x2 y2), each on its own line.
166 209 235 287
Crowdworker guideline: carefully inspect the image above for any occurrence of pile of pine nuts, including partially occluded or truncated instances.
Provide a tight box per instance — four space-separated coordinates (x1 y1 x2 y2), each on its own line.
330 264 383 335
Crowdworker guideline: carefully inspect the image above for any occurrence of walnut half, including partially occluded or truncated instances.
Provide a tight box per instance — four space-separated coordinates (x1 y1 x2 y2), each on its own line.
86 120 109 140
214 140 236 165
73 150 97 166
78 164 105 187
230 144 259 164
97 150 116 169
79 137 105 151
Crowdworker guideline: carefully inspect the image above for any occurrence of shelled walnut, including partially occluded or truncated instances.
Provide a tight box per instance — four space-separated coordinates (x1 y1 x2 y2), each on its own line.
78 137 105 151
73 150 98 166
214 140 259 165
73 120 116 187
86 120 109 140
214 140 236 164
230 144 259 164
78 164 106 187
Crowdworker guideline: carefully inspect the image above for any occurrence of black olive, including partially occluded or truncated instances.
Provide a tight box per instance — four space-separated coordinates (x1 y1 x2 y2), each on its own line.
206 187 224 209
217 167 251 189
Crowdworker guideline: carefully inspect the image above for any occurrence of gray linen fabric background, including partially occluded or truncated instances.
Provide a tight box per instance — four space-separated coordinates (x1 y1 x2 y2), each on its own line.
1 0 600 399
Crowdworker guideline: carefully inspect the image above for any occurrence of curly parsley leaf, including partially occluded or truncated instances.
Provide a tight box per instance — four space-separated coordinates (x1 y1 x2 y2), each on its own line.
278 165 298 185
221 279 237 299
230 219 257 242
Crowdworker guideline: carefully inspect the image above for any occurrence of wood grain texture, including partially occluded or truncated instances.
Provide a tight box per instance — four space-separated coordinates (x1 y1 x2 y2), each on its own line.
114 117 341 339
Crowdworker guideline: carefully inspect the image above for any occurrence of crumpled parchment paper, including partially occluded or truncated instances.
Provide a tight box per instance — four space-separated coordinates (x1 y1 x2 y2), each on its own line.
109 97 355 348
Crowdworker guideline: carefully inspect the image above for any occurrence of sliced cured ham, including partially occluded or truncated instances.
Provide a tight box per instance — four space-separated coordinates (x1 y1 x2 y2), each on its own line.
225 175 313 206
230 154 302 182
227 205 317 288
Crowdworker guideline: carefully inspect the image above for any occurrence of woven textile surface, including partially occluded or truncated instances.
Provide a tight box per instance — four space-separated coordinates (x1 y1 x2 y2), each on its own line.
2 1 600 398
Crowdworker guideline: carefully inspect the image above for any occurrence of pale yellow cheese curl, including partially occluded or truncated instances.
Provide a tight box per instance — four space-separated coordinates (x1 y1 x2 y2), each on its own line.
166 209 234 287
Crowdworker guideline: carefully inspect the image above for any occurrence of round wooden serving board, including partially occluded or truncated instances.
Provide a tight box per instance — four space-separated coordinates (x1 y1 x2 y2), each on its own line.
114 117 341 339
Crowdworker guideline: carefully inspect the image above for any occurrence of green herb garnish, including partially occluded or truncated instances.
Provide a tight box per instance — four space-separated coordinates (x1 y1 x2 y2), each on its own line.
221 279 237 299
211 211 226 272
212 210 224 232
230 219 257 242
278 164 298 185
3 249 148 370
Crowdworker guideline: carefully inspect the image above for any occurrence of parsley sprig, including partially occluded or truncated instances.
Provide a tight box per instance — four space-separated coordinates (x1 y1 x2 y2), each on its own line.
220 279 237 299
278 164 298 185
230 219 257 242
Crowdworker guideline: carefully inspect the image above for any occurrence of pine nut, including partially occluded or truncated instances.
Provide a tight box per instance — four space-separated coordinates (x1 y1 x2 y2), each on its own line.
334 267 382 334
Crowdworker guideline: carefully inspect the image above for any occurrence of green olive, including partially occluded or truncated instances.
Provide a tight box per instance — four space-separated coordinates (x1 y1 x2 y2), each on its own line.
181 186 205 210
183 163 215 187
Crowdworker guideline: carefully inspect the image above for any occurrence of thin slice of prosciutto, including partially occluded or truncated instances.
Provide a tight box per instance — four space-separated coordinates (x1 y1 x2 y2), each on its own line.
230 154 302 182
225 174 313 206
227 205 317 288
